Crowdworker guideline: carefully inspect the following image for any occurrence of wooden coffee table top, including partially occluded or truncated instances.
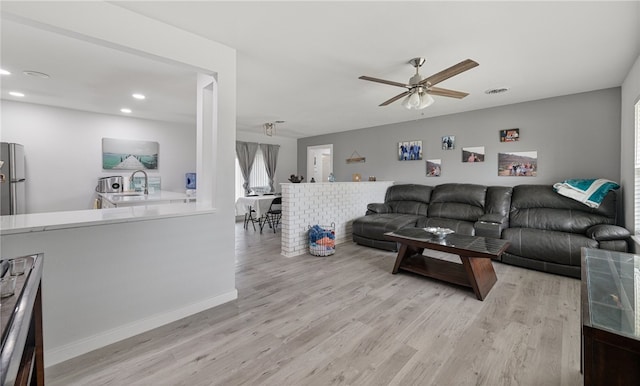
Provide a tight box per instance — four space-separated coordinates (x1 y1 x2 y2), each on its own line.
385 227 510 259
384 228 510 300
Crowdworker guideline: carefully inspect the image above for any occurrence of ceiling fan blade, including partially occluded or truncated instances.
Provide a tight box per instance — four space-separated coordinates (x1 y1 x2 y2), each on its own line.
427 86 469 99
420 59 479 87
379 91 411 106
359 76 409 88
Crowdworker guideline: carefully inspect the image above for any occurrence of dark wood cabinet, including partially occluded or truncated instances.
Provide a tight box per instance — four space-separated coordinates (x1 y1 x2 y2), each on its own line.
581 248 640 385
1 254 44 386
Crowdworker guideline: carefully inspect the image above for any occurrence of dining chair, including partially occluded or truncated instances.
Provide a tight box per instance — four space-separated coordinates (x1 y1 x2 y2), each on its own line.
243 194 260 230
260 197 282 233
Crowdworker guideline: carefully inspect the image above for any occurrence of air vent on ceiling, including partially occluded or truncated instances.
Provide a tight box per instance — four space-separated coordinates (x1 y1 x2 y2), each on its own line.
485 87 510 95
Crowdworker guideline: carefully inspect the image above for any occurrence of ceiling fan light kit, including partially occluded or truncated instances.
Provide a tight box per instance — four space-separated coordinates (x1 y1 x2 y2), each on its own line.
402 87 435 110
359 57 478 110
264 122 275 136
263 120 284 137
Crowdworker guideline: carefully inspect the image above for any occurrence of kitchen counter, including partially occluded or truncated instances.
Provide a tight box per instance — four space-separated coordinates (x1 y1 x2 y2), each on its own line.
98 190 196 208
0 203 213 236
0 202 231 366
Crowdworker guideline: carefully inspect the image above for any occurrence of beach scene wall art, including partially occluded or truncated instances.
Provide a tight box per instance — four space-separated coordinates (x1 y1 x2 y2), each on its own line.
102 138 159 170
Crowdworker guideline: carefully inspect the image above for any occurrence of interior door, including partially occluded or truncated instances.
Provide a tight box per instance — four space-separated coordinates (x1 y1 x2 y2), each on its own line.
307 144 333 183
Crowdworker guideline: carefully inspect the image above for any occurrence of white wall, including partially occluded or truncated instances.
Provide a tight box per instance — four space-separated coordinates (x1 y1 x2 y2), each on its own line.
1 100 196 213
298 88 622 187
620 54 640 232
0 212 236 366
1 2 237 366
236 131 297 190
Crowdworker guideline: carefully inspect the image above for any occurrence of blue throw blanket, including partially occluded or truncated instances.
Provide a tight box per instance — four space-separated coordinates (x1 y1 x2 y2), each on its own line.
553 178 619 208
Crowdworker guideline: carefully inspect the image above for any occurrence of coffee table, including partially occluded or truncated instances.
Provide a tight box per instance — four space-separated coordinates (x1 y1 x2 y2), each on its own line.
384 228 510 300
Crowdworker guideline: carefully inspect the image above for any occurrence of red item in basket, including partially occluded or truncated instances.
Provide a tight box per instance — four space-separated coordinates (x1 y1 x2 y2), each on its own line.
317 236 335 247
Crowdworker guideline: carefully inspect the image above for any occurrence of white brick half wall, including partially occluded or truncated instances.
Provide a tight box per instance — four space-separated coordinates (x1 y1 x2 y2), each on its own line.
280 181 394 257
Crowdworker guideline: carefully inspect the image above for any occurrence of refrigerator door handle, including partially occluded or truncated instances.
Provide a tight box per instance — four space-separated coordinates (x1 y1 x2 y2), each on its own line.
10 180 26 214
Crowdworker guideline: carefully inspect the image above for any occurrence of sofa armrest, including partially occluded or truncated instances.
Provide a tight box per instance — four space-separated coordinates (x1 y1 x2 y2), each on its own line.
366 203 391 215
586 224 631 241
474 213 509 239
478 213 507 224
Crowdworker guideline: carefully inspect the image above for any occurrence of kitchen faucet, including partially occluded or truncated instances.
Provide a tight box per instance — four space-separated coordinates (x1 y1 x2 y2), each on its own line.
130 169 149 195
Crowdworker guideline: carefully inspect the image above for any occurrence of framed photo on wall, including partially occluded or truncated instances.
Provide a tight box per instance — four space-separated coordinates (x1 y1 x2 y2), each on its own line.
426 159 441 177
498 151 537 176
398 140 423 161
442 135 455 150
500 128 520 142
462 146 485 163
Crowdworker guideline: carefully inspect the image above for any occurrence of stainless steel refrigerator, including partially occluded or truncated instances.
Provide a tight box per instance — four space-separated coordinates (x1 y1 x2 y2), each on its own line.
0 142 26 215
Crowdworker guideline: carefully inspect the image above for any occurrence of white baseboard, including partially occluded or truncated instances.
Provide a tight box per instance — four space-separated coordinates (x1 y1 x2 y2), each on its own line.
44 289 238 367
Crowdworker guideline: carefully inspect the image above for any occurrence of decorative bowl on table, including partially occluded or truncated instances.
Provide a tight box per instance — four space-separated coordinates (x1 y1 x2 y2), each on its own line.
288 174 304 183
423 227 454 239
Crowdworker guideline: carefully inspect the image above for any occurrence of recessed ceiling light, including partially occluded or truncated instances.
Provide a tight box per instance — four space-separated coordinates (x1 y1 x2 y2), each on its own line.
120 108 132 113
9 91 25 97
132 93 146 100
485 87 510 95
0 69 11 75
23 70 50 79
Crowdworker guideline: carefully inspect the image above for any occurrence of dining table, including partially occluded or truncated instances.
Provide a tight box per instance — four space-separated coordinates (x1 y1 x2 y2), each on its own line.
235 195 278 219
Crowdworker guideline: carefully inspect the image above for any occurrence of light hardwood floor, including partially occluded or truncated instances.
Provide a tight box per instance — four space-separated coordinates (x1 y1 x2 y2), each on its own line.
47 222 583 385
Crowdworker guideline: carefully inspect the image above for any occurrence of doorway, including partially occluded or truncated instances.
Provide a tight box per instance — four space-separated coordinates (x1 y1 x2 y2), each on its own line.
307 144 333 183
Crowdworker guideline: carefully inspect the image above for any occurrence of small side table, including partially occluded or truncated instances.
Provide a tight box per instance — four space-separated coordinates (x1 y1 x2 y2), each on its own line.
581 248 640 385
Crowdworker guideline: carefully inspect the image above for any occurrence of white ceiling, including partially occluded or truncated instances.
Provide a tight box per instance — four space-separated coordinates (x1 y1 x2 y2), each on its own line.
0 18 198 125
1 1 639 139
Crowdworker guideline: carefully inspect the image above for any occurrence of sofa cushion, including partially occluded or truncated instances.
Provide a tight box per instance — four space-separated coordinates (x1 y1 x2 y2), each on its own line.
485 186 513 218
352 213 422 240
502 228 598 266
385 184 432 216
509 185 618 233
427 183 486 222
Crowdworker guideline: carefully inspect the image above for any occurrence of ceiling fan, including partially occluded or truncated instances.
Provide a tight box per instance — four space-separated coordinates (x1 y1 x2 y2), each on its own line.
359 57 479 110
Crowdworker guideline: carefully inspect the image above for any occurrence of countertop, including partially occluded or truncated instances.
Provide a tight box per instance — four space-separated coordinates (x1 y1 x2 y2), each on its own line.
0 203 214 236
98 190 196 204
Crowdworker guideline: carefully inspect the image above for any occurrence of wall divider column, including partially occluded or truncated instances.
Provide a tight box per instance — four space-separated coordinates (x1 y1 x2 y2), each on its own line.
280 181 393 257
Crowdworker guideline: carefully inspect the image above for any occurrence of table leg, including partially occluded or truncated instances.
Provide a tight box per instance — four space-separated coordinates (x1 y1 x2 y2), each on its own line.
460 255 497 300
392 244 424 274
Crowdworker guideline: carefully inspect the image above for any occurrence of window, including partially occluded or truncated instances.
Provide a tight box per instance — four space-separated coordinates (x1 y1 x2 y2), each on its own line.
250 147 270 191
235 147 271 201
635 100 640 233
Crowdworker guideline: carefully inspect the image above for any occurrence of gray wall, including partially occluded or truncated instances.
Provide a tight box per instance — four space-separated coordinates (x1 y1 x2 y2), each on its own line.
298 88 621 187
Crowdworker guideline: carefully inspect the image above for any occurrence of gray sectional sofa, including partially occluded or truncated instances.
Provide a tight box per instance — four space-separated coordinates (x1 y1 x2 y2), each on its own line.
352 183 630 278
